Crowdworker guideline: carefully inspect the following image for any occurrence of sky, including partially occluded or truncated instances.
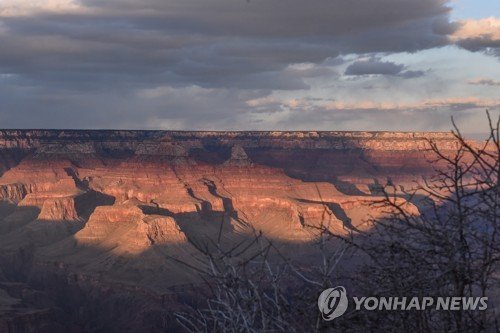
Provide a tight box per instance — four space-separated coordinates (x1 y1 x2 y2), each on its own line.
0 0 498 133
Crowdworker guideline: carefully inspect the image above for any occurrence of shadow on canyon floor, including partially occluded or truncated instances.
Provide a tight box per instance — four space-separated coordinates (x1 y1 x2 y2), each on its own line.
1 187 492 333
0 137 447 331
0 199 357 332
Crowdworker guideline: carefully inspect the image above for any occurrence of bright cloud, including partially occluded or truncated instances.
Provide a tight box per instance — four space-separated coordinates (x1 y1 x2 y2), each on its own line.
451 17 500 41
468 77 500 86
0 0 84 16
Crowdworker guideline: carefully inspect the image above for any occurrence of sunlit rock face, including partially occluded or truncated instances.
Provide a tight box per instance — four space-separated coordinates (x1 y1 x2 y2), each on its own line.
0 130 466 331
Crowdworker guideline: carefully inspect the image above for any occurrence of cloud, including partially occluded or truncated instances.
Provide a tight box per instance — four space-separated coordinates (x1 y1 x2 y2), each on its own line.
450 17 500 56
322 97 500 111
468 77 500 86
0 0 497 131
257 96 500 133
274 106 497 133
78 0 452 39
0 81 270 129
450 18 500 42
345 59 404 76
345 58 425 78
247 95 500 117
246 96 500 119
0 0 85 16
0 0 453 93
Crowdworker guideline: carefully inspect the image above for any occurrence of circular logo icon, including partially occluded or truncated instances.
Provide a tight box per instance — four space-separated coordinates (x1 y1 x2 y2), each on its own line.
318 286 348 321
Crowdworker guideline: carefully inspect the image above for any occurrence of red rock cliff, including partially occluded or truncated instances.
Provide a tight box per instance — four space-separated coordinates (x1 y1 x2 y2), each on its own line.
0 130 473 331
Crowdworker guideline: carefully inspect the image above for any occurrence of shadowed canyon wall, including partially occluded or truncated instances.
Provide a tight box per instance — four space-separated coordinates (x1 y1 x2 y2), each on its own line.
0 130 465 332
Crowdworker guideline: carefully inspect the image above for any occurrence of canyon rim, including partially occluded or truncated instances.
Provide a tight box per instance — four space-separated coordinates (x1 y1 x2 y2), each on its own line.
0 129 496 331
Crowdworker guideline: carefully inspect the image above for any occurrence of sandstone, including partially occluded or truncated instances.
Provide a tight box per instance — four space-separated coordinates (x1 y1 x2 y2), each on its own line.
224 145 252 166
0 129 477 331
0 130 467 247
37 195 82 222
143 215 187 244
0 183 27 202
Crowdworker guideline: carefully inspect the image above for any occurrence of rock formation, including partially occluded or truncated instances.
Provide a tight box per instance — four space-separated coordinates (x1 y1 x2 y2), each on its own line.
0 130 472 331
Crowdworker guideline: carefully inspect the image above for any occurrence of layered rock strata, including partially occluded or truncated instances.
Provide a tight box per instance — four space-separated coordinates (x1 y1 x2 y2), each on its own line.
0 130 469 331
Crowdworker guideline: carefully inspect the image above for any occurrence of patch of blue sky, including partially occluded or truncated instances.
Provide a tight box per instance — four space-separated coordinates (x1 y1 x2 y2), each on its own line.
450 0 500 20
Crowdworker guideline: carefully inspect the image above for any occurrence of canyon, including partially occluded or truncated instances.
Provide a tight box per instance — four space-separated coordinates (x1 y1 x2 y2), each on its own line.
0 130 466 332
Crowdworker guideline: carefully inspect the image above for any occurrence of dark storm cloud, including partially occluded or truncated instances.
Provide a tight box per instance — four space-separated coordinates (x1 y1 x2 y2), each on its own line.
399 70 426 79
80 0 452 38
345 59 405 76
0 77 268 129
345 58 425 78
0 0 474 129
0 0 453 91
457 39 500 53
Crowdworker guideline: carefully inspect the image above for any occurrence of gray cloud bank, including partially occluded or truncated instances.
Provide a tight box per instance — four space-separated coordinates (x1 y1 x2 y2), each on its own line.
345 58 425 78
0 0 497 130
